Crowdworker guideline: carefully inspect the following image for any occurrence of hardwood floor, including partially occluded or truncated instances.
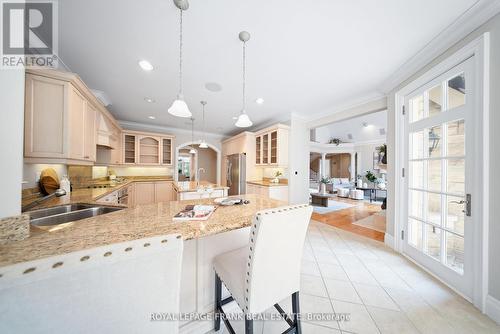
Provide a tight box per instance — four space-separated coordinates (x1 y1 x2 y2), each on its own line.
311 197 386 242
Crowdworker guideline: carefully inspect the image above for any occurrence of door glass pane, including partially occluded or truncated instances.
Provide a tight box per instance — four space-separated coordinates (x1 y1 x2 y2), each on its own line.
428 85 442 117
428 126 442 158
427 193 441 226
427 160 441 192
446 196 465 235
409 161 423 188
410 95 424 122
446 232 464 274
448 73 465 110
410 131 424 159
409 190 423 219
424 224 441 261
408 218 423 249
447 159 465 194
447 120 465 157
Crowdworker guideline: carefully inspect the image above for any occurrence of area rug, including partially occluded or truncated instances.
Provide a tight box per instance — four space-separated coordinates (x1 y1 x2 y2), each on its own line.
312 201 354 214
352 211 386 233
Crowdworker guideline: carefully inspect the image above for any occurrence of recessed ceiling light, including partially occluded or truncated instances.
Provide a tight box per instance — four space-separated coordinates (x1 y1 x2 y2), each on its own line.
138 60 154 71
144 97 155 103
205 82 222 92
362 122 369 128
255 97 264 104
148 116 156 120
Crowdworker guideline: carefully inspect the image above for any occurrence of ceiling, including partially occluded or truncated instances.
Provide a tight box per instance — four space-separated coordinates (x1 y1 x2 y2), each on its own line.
314 110 387 144
58 0 478 135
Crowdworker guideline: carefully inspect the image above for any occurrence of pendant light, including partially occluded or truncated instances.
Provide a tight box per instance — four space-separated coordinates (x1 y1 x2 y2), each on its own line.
235 31 253 128
199 101 209 148
168 0 192 118
189 117 196 154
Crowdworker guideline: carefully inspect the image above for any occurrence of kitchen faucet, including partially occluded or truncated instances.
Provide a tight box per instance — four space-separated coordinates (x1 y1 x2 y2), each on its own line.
196 168 206 187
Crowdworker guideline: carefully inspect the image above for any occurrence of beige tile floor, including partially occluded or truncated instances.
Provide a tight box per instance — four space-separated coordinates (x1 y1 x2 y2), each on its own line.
217 220 500 334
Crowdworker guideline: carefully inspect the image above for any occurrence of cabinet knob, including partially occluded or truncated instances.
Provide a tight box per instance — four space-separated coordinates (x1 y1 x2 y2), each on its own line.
84 156 90 159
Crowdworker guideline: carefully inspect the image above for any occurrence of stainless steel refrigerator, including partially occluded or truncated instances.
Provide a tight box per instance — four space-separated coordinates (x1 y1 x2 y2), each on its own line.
226 153 246 196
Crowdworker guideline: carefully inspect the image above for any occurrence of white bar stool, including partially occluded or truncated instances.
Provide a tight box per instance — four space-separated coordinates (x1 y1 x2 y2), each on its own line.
0 234 184 334
213 204 313 334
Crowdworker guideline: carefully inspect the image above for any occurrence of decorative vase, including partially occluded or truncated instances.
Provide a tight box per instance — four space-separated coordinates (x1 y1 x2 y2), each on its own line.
272 177 279 183
320 183 327 195
363 182 368 188
357 179 363 188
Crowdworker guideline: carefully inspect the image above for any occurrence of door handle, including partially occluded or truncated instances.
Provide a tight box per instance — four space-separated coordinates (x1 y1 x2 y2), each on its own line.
450 194 471 217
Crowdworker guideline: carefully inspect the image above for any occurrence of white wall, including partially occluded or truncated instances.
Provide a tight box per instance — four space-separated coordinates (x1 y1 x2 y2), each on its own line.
354 141 385 179
386 12 500 305
288 115 310 204
0 69 25 218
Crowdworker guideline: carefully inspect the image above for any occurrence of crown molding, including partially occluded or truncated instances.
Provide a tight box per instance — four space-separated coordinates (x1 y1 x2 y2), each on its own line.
118 120 228 140
380 0 500 93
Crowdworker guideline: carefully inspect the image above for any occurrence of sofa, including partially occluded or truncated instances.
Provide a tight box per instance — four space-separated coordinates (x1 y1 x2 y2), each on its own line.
326 178 353 193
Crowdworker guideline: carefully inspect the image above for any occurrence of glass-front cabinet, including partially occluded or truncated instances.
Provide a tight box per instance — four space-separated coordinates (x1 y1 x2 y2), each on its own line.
254 124 289 167
162 137 173 165
123 131 174 166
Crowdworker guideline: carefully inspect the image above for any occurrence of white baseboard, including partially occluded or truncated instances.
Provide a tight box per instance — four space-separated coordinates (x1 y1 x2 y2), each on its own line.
486 295 500 325
384 233 394 249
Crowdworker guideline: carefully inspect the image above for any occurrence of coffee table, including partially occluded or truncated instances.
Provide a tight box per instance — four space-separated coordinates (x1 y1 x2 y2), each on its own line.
311 193 337 207
356 187 387 203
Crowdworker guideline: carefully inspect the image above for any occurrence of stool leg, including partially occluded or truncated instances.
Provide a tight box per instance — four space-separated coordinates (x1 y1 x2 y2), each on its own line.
214 273 222 331
292 292 301 334
245 316 253 334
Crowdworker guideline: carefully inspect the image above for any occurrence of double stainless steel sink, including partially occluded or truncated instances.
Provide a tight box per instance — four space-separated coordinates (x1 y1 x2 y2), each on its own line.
28 204 123 227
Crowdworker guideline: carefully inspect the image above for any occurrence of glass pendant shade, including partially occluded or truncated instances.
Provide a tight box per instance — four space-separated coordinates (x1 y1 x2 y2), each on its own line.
199 141 208 148
189 148 196 154
168 95 191 118
235 112 252 128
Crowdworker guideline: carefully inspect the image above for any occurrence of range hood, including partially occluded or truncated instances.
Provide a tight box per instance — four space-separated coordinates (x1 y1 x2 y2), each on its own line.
96 113 115 149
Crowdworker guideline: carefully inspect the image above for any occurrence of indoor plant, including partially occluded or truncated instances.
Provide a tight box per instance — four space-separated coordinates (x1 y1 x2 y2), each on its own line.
365 171 377 188
319 177 331 195
272 170 282 183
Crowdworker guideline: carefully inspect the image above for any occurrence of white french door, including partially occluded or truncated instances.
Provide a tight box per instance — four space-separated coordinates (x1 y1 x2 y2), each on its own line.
403 57 475 299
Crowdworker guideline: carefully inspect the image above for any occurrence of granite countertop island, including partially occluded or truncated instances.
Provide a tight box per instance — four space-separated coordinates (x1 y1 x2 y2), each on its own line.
173 180 229 193
246 180 289 187
0 194 286 268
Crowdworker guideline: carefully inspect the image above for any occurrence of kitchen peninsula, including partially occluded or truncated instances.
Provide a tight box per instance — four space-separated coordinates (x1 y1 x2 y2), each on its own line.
0 194 286 333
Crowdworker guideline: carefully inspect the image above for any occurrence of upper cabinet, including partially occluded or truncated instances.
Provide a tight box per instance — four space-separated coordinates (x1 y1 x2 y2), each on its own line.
255 124 289 166
24 70 103 165
122 131 174 166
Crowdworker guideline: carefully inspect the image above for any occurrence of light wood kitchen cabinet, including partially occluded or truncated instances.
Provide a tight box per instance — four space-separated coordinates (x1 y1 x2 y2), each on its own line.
134 182 156 205
24 69 119 165
123 133 137 164
246 183 289 202
122 131 174 166
83 101 97 161
133 181 175 205
254 124 289 166
138 136 160 165
155 181 175 202
161 137 173 165
109 125 122 164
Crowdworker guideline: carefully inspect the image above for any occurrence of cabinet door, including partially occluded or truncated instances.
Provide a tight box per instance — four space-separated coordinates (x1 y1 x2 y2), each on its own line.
270 130 278 164
155 181 174 203
138 136 160 165
255 136 261 165
123 134 137 164
68 86 86 160
128 183 136 208
262 134 269 164
83 103 96 161
134 182 155 205
161 138 173 165
24 74 67 158
110 126 122 164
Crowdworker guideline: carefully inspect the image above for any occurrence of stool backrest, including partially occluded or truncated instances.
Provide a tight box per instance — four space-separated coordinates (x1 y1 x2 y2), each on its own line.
0 234 183 334
245 204 312 313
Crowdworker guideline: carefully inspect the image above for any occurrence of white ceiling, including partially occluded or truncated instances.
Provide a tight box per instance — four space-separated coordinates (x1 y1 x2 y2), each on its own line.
58 0 478 135
315 110 387 144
